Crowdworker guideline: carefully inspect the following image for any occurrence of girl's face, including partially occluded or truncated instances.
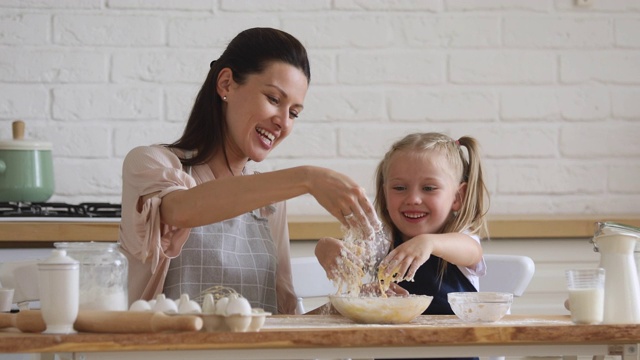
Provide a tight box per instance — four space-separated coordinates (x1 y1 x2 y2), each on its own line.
223 61 308 165
384 150 463 241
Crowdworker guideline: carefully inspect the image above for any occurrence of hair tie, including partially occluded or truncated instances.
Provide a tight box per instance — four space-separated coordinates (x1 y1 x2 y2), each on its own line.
210 60 216 68
454 139 460 146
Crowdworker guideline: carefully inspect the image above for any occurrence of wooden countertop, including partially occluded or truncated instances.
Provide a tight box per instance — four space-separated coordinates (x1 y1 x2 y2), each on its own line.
0 215 638 244
0 314 637 354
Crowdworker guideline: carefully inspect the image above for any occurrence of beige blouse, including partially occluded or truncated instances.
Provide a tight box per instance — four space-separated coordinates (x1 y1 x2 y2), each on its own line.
118 145 298 314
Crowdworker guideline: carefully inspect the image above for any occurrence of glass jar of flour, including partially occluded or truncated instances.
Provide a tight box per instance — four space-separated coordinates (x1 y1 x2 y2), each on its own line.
54 242 128 311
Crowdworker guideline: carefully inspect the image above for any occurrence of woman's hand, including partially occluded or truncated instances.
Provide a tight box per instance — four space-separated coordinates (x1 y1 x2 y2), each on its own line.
359 282 409 297
306 167 380 237
315 237 364 281
387 283 410 296
315 237 345 278
386 283 410 297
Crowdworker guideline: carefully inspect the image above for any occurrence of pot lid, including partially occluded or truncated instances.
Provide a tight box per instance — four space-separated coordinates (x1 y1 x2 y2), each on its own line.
0 139 52 150
0 120 52 150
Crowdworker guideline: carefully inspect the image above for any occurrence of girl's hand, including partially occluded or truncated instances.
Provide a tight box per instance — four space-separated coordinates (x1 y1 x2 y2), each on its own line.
307 167 380 237
380 234 433 282
379 232 483 282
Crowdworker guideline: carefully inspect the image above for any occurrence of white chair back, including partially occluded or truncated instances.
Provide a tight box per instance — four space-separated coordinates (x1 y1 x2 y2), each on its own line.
480 254 535 296
290 256 337 314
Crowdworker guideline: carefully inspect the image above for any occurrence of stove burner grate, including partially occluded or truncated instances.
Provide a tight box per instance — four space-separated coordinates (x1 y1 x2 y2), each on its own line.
0 202 121 218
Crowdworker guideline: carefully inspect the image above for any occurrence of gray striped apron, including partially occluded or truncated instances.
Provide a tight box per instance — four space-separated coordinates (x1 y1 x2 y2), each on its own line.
162 155 278 313
163 210 278 313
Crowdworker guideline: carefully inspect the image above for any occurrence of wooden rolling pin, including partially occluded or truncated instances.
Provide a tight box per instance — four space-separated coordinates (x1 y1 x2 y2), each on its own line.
0 310 203 333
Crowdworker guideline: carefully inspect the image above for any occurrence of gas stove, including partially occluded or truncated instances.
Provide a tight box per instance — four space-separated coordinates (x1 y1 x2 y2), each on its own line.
0 202 121 222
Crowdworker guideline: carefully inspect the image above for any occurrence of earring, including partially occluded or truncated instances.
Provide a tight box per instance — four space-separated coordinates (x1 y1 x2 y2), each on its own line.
452 211 459 218
222 96 227 101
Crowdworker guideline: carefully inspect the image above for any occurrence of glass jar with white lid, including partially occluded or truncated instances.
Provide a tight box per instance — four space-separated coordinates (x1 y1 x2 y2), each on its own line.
53 242 128 311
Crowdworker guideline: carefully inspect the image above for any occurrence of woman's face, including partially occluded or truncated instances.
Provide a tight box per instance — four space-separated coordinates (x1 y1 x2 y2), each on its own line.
384 150 463 241
223 61 308 165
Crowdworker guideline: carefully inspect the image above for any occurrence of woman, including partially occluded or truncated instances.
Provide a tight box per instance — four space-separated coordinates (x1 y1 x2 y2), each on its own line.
119 28 379 315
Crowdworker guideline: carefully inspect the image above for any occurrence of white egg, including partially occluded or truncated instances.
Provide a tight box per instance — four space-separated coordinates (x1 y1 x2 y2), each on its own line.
215 297 229 315
153 293 178 314
129 299 151 312
202 294 216 314
178 293 202 314
225 296 252 316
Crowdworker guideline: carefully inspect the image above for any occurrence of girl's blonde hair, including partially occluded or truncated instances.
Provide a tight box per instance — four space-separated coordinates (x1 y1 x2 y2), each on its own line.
374 132 490 244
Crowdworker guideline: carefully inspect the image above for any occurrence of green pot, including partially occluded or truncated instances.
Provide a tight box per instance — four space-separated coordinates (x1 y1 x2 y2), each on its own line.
0 121 54 203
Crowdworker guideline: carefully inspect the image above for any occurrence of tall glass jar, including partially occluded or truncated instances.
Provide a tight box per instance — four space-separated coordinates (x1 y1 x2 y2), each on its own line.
53 242 128 311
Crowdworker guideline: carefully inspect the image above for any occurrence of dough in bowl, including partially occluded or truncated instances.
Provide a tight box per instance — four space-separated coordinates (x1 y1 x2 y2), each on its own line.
329 295 433 324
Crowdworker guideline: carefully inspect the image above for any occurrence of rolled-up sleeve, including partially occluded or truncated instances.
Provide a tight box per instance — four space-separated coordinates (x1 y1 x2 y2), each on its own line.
119 146 197 301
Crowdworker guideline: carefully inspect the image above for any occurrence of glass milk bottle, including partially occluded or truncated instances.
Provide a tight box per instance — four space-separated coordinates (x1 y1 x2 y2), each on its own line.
591 222 640 324
54 242 128 311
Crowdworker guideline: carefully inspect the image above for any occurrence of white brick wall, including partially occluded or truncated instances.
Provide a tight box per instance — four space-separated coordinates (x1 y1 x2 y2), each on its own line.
0 0 638 216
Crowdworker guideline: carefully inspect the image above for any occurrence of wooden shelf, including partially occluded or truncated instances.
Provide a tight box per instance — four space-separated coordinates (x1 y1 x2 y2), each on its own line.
0 222 119 244
287 214 640 240
0 215 638 246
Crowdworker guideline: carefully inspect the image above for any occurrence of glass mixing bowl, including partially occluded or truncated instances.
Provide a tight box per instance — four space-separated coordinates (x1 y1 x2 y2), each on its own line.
448 292 513 322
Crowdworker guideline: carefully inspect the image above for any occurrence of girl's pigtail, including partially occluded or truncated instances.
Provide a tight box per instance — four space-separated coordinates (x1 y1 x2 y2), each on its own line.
454 136 489 239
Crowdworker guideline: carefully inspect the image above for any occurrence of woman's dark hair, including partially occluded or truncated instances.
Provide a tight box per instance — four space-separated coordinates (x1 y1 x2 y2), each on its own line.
168 27 311 167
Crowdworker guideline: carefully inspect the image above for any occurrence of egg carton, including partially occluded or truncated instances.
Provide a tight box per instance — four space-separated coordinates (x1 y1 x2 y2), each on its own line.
128 293 271 332
198 311 270 332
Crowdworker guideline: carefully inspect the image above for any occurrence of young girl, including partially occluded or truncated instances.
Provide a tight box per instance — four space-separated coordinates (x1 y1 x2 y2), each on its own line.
316 132 489 309
314 132 488 359
374 132 489 314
